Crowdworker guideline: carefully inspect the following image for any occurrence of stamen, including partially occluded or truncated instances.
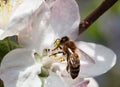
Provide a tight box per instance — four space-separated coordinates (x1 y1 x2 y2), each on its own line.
16 0 22 4
42 49 51 57
49 52 66 62
0 0 12 11
59 57 65 62
0 0 22 28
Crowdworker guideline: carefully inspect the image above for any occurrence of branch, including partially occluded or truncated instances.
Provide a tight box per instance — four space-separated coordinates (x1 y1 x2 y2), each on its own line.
79 0 118 34
0 79 4 87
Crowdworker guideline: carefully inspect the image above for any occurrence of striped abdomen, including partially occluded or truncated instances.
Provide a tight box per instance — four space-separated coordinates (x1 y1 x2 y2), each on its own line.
70 64 80 79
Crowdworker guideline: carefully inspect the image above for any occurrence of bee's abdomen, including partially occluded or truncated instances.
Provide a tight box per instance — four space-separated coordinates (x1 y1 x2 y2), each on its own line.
70 65 80 79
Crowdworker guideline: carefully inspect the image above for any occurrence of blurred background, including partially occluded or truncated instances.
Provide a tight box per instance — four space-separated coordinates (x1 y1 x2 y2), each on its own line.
76 0 120 87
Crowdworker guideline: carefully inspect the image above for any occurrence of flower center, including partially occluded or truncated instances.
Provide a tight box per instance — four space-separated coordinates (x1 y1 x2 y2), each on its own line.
47 38 66 62
43 48 66 63
34 48 66 77
0 0 22 29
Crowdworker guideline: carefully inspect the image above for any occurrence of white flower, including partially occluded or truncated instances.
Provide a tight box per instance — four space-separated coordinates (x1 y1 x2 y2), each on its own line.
0 0 47 39
0 0 116 87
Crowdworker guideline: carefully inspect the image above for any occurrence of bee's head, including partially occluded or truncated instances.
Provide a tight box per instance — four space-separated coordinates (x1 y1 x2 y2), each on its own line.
60 36 69 44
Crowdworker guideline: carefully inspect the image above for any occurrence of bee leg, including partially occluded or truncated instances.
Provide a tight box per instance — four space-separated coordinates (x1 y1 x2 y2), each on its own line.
49 53 58 57
66 62 70 73
59 46 62 50
66 65 69 72
52 47 58 51
52 46 62 51
49 51 65 57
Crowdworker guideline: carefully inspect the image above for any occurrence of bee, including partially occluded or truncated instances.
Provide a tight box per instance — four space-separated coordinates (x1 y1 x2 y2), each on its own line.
51 36 95 79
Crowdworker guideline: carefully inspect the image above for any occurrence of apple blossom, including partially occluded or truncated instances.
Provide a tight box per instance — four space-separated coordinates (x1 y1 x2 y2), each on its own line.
0 0 116 87
0 0 47 39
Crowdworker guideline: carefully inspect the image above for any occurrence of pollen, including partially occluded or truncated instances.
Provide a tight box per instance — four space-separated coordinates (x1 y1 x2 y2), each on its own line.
0 0 12 11
59 57 65 62
0 0 22 11
49 52 66 62
54 39 60 48
16 0 22 4
0 0 22 28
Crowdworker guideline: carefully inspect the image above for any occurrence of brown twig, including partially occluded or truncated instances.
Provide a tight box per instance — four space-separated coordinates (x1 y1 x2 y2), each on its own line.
79 0 118 34
0 79 4 87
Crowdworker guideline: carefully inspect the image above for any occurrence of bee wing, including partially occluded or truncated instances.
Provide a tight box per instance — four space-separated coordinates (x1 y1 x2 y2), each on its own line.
78 48 95 64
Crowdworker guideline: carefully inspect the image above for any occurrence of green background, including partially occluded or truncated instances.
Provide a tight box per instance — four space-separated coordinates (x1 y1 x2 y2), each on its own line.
77 0 120 87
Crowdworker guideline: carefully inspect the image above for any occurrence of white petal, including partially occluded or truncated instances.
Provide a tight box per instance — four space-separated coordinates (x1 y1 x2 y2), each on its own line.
16 64 42 87
75 41 116 77
62 76 83 87
17 75 41 87
49 0 80 40
44 72 65 87
18 2 55 51
0 0 44 40
0 48 41 87
0 29 4 35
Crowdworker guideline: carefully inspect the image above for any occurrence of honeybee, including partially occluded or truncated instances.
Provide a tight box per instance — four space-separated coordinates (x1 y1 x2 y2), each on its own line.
51 36 95 79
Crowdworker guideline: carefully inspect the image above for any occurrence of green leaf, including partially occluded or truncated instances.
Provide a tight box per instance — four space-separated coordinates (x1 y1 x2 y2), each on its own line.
0 37 20 64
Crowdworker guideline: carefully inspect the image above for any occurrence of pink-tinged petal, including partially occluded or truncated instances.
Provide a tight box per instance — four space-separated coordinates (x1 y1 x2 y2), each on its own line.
0 0 44 40
75 41 116 77
44 72 66 87
49 0 80 40
0 48 41 87
18 2 55 51
72 78 98 87
73 80 89 87
84 78 99 87
62 76 84 87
